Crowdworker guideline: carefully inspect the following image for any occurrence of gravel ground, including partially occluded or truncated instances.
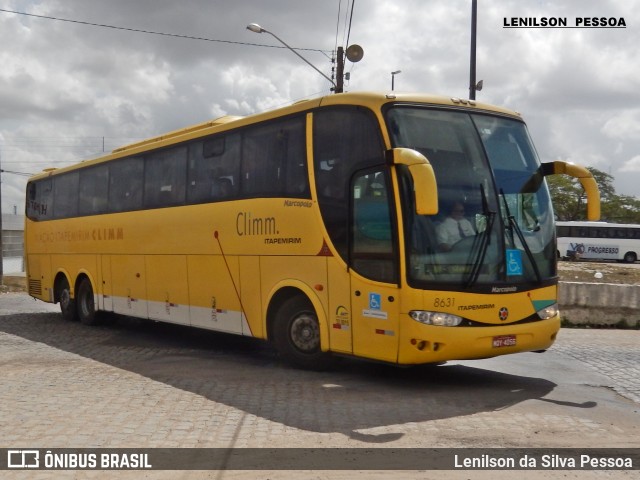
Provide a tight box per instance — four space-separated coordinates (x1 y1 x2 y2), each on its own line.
557 260 640 284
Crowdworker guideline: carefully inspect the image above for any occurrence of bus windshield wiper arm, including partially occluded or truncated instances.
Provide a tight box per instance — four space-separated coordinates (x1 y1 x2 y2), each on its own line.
465 185 495 288
500 190 542 284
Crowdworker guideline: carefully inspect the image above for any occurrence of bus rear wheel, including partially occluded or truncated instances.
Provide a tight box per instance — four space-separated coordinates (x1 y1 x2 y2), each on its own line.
76 278 99 325
58 277 78 322
273 296 331 370
623 252 637 264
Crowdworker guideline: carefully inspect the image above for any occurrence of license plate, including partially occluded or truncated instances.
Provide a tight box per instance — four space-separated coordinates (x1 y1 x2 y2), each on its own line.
492 335 517 348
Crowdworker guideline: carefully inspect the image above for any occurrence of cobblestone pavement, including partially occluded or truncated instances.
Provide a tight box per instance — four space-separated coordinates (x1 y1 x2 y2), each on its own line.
548 328 640 404
0 293 638 479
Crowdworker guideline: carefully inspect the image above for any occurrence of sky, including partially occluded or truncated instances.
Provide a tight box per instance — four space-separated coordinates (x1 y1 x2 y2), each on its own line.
1 0 639 215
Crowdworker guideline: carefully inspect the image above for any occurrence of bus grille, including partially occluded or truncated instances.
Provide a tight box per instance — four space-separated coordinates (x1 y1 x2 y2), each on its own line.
28 279 43 296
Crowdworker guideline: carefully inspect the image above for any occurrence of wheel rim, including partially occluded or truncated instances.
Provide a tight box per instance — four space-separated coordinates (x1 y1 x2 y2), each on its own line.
289 313 320 353
60 289 71 311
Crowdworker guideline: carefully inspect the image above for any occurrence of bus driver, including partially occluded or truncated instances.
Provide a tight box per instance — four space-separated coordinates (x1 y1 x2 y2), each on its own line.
436 201 475 252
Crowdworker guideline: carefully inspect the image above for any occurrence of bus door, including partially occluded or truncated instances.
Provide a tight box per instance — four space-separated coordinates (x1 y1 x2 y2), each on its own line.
349 169 401 363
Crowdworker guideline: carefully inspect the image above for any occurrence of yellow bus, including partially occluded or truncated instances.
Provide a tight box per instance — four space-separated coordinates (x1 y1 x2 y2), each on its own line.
24 92 600 368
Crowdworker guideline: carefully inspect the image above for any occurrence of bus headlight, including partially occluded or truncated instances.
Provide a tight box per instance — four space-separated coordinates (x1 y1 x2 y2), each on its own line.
409 310 463 326
537 303 559 320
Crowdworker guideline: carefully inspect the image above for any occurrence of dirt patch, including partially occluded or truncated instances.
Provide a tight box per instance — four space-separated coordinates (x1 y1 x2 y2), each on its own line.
557 260 640 285
0 275 26 293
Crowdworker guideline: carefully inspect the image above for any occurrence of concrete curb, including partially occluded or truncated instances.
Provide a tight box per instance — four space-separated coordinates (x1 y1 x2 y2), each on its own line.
559 282 640 327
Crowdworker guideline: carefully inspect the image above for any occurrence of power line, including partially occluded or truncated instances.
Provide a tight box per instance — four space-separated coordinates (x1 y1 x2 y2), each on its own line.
345 0 356 51
1 169 33 177
0 8 332 54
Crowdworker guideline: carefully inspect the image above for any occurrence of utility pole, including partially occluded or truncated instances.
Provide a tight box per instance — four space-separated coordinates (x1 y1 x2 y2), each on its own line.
335 47 344 93
469 0 478 100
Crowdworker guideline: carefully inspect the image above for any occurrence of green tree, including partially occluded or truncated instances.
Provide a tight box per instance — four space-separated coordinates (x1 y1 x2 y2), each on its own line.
547 166 640 223
546 173 584 220
604 194 640 223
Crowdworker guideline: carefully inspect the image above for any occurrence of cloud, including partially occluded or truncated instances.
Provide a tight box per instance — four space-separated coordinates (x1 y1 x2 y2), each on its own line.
620 156 640 173
602 111 640 140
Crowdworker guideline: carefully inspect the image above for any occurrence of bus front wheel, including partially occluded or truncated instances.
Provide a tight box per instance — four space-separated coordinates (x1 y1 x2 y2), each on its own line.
273 296 331 370
76 277 98 325
623 252 637 264
58 277 78 322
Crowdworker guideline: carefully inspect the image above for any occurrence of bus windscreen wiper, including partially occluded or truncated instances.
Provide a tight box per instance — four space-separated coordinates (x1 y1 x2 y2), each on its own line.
499 190 542 284
465 185 495 288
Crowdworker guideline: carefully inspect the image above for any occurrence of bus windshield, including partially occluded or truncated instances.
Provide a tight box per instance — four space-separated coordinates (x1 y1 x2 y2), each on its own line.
387 107 556 289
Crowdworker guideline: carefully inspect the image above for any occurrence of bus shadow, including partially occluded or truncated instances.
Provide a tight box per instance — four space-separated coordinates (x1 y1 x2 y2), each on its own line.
1 312 559 442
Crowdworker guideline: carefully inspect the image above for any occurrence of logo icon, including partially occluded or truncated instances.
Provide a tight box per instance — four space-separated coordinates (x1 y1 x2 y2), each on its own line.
8 450 40 469
498 307 509 321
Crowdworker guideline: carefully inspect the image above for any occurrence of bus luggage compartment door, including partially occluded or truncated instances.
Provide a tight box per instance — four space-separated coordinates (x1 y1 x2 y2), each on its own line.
350 275 400 363
110 255 148 319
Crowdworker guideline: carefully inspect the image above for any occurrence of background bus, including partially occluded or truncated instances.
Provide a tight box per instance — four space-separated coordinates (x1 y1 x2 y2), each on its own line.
557 221 640 263
25 92 600 369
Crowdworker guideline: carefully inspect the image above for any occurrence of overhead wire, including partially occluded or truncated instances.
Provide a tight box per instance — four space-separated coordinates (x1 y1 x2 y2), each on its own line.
336 0 357 88
345 0 356 52
0 169 34 177
0 8 332 54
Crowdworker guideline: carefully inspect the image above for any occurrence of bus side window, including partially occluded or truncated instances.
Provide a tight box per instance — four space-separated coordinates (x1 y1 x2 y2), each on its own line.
187 134 240 203
26 179 53 221
281 120 309 197
53 172 79 219
79 164 109 215
313 107 386 261
351 169 397 283
144 146 187 208
240 117 308 198
109 157 144 213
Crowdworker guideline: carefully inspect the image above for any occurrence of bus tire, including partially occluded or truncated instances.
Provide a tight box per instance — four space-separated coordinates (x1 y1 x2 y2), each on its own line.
623 252 637 263
58 276 78 322
273 295 331 370
77 277 99 325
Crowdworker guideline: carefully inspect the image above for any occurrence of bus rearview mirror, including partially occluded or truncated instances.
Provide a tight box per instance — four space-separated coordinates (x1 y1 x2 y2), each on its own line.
387 148 438 215
542 161 601 221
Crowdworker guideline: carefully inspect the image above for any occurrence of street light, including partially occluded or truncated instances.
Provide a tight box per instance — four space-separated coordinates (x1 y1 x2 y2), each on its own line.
391 70 401 91
246 23 337 91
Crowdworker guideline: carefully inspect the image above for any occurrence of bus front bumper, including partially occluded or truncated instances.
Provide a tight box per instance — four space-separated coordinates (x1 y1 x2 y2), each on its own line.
397 315 561 365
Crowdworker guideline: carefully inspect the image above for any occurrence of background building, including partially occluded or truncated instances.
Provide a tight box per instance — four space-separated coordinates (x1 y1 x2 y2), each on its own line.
1 213 25 274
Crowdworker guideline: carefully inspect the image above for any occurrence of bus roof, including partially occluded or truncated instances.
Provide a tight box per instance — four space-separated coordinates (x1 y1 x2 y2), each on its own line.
556 221 640 228
28 91 522 181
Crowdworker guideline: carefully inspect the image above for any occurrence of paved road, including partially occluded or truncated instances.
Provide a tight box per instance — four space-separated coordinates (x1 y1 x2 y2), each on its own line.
0 292 638 479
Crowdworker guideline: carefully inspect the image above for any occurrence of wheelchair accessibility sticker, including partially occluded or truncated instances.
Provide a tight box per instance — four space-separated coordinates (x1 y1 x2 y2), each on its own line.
369 293 381 310
363 292 388 319
506 249 523 276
